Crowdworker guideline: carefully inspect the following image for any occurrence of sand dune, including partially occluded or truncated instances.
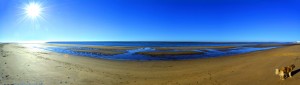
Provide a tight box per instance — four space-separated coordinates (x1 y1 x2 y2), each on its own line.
1 43 300 85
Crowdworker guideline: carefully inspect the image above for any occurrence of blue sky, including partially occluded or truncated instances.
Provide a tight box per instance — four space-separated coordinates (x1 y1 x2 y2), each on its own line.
0 0 299 42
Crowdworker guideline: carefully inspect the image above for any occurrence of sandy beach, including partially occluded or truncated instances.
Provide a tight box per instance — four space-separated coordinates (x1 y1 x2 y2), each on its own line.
1 43 300 85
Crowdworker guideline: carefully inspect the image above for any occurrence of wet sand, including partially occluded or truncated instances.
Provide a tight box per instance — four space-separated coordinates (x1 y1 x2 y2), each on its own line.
1 43 300 85
137 51 203 57
45 44 242 56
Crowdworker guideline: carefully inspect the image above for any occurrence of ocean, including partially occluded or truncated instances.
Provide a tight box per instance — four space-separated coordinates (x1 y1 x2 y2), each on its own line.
47 41 291 47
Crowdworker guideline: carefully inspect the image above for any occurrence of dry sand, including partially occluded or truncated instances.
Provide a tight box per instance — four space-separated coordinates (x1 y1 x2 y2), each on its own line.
1 43 300 85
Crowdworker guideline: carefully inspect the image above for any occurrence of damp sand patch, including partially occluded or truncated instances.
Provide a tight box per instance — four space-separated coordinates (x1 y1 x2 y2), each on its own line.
136 51 204 57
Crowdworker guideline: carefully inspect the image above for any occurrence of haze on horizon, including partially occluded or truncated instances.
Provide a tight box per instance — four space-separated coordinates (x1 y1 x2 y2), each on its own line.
0 0 299 42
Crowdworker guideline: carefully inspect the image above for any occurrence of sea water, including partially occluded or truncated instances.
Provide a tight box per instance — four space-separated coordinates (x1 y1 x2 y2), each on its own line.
47 41 290 47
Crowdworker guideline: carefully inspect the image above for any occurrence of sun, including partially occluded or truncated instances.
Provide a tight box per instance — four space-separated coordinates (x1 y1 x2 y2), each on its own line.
24 2 43 19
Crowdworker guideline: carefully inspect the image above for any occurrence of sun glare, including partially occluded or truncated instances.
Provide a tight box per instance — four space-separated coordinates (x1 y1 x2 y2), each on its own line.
24 2 43 19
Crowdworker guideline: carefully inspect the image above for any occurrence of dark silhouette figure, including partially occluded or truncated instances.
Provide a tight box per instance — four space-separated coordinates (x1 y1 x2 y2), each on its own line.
292 68 300 76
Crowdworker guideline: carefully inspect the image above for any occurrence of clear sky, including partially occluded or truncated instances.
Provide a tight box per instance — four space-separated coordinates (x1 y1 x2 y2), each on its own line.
0 0 299 42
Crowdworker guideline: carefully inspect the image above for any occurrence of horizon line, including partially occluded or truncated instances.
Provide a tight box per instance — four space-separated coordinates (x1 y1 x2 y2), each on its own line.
0 40 297 43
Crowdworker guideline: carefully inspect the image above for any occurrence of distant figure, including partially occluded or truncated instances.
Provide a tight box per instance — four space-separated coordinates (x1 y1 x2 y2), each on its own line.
275 64 295 80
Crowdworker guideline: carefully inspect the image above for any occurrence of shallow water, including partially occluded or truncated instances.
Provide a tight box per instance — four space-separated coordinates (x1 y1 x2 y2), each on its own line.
47 41 291 47
26 42 288 61
40 46 275 60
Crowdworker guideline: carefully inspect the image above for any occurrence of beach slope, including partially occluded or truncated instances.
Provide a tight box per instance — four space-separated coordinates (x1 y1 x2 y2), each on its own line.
1 43 300 85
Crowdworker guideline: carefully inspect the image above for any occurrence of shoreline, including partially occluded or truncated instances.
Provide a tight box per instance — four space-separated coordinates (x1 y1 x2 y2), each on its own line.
1 43 300 85
26 43 285 61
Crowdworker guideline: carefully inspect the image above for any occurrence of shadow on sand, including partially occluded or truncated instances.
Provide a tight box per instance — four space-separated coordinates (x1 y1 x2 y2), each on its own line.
292 68 300 76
